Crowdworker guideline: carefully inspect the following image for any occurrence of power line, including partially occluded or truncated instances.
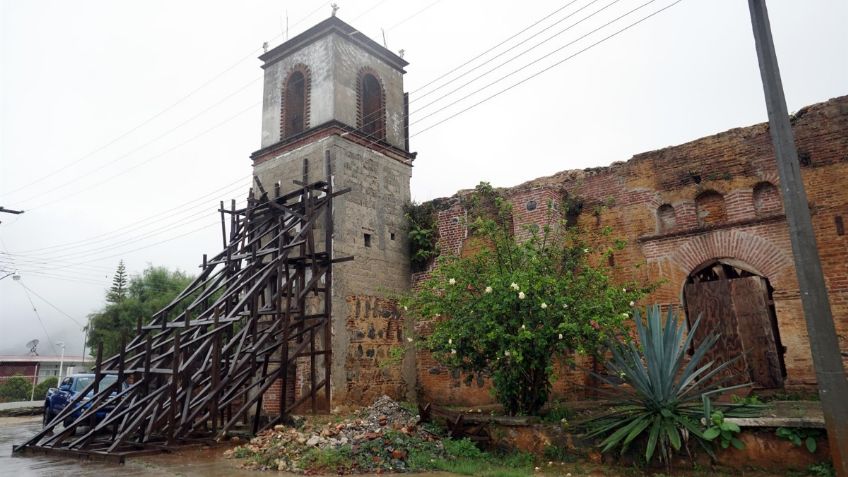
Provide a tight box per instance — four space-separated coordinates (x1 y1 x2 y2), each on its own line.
10 175 251 255
17 281 59 355
409 0 654 127
1 0 335 200
410 0 614 110
411 0 684 137
348 0 682 152
23 102 260 211
408 0 585 96
9 180 250 259
17 279 84 328
11 77 260 207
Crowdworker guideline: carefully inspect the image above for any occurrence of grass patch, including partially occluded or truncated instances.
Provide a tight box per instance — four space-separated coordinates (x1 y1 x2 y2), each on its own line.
410 437 535 477
300 445 355 473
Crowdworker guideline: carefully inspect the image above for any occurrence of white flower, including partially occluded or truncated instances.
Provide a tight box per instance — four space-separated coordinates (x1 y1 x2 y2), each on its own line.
558 333 563 340
510 282 520 291
518 291 526 300
541 302 548 309
563 303 568 309
505 350 511 357
435 313 441 318
448 338 453 345
521 324 526 330
403 305 408 311
451 349 457 354
622 312 629 317
449 278 456 285
485 286 493 294
407 337 413 343
629 301 635 307
622 288 627 292
583 248 589 253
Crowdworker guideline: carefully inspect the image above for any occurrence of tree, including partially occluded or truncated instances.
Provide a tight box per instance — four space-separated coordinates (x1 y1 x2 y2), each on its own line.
403 183 650 415
107 260 128 303
87 266 194 358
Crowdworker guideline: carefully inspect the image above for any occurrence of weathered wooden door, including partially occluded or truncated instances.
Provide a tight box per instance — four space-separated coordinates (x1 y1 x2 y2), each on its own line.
684 276 783 388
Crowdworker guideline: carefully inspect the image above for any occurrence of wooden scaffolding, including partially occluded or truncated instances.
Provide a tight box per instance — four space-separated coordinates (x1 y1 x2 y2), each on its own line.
15 154 348 461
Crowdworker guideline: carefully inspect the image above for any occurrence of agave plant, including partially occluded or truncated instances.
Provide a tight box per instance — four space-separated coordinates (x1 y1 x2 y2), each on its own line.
584 305 754 465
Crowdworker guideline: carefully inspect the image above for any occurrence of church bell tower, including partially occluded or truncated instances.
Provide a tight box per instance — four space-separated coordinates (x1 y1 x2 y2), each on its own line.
251 16 415 407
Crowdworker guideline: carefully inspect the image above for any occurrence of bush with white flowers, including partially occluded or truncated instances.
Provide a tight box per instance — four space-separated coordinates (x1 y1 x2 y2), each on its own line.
402 183 649 415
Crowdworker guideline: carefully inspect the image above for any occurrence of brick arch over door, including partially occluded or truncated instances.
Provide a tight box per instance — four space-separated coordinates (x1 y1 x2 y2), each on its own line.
670 229 794 291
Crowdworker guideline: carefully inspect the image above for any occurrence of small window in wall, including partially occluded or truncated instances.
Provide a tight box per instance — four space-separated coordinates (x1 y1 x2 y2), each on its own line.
364 233 372 247
657 204 676 233
753 182 782 216
359 71 385 140
526 200 537 211
390 232 396 241
695 190 726 227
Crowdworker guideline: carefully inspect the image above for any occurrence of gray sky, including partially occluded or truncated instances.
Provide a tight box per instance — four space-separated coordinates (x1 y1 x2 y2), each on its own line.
1 0 846 357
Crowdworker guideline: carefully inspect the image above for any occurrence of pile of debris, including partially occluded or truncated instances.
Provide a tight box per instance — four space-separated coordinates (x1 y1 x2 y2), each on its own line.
225 396 444 473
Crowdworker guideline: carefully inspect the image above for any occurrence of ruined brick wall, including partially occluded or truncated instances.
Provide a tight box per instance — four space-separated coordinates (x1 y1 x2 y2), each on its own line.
414 95 848 405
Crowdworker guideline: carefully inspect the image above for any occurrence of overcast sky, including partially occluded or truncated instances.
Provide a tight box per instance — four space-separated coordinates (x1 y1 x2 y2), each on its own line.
1 0 846 357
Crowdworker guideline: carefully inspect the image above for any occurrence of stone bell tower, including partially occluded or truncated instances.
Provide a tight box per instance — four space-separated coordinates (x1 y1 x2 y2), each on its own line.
251 16 416 407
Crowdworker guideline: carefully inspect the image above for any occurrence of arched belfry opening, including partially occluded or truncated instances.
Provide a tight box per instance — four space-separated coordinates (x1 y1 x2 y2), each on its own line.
283 67 309 138
682 259 786 389
359 72 385 140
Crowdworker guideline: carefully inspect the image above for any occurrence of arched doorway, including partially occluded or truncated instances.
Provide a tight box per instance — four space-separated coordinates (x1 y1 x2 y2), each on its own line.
682 259 786 389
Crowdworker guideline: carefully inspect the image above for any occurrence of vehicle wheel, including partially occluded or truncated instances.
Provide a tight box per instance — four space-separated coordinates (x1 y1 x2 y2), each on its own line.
42 407 54 427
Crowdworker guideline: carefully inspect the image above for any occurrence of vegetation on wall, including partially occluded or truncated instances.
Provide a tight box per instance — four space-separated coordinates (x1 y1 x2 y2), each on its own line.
403 182 647 415
404 201 439 273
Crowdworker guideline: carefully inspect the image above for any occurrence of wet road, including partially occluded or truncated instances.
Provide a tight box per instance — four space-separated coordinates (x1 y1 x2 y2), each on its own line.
1 416 453 477
1 416 248 476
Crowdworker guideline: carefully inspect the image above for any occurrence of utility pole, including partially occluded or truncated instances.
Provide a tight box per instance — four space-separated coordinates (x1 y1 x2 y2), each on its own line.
748 1 848 475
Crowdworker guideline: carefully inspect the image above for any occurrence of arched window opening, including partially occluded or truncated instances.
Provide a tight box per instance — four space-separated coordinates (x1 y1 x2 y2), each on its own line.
657 204 676 233
695 190 726 227
284 70 307 138
360 73 385 140
753 182 782 216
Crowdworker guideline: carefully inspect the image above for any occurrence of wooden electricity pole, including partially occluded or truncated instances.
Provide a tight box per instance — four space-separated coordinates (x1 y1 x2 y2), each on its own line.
748 1 848 474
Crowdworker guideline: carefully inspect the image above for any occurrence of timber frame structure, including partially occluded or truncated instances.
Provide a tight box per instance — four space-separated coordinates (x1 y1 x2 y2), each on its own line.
15 153 348 462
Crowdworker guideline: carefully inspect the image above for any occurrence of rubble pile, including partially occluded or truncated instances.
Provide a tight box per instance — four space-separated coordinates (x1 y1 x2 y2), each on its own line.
225 396 444 473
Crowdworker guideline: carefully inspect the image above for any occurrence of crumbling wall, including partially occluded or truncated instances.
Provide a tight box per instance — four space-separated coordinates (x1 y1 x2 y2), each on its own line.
414 95 848 405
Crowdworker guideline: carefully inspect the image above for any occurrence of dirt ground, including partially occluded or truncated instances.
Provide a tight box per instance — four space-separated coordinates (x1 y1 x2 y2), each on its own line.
1 416 805 477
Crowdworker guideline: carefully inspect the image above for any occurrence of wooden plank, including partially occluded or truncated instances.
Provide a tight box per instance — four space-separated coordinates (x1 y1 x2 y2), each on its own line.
730 276 784 388
684 280 750 386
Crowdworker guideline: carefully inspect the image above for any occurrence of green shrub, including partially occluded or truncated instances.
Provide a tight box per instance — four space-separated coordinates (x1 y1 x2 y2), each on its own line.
0 375 33 402
403 182 648 415
444 437 485 459
33 377 58 400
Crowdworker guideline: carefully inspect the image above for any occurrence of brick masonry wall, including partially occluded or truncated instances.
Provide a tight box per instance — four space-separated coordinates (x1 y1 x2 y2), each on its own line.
414 95 848 405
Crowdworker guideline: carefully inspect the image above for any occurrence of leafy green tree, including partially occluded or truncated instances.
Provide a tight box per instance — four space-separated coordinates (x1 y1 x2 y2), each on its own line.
403 183 648 415
0 375 33 402
106 260 128 303
87 266 194 358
